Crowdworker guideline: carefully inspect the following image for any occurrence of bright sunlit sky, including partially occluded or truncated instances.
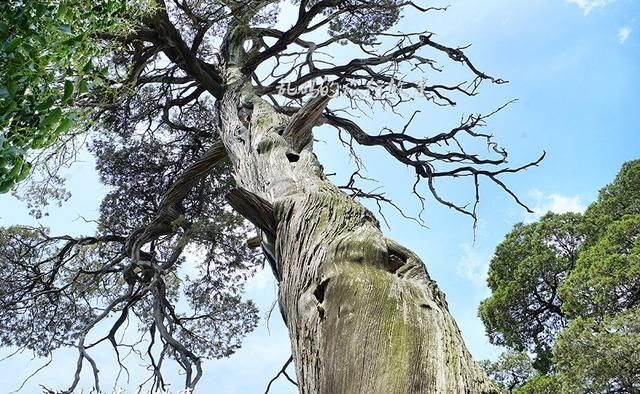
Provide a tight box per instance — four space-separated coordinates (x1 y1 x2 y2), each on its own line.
1 0 639 393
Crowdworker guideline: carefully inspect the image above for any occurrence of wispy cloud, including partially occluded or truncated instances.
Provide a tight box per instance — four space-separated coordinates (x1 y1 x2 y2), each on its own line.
618 27 631 44
457 244 491 287
525 189 586 222
566 0 614 15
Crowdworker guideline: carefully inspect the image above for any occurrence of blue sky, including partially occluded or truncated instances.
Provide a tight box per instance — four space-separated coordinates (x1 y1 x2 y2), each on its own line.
1 0 639 393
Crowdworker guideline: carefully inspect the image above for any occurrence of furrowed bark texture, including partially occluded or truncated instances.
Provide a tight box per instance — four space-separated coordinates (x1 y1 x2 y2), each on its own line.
219 77 496 393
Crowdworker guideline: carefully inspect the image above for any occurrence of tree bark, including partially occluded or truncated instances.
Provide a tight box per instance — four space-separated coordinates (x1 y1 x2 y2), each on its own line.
218 76 497 393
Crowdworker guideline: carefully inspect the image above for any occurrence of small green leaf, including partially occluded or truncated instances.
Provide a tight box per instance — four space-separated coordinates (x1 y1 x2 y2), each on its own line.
7 80 18 98
55 116 74 134
36 97 55 111
16 161 31 182
0 23 8 39
78 79 89 94
0 179 15 193
35 3 46 17
62 80 74 103
7 159 23 179
5 100 18 115
82 60 94 73
58 4 69 18
5 37 22 52
31 136 48 149
42 108 62 127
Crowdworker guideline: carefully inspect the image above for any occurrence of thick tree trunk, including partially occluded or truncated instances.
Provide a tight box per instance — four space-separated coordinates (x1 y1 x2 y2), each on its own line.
219 78 496 393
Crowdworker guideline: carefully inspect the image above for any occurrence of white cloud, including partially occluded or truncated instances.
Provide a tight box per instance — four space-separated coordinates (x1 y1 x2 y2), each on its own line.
457 244 491 287
526 190 586 222
618 27 631 44
566 0 614 15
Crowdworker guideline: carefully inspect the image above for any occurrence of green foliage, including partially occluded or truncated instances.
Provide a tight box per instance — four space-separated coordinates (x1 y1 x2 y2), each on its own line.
89 90 261 359
481 160 640 392
561 214 640 318
514 375 562 394
585 160 640 231
0 0 150 192
326 0 402 44
296 0 403 44
479 212 584 370
0 224 259 359
554 309 640 393
0 67 261 386
0 226 99 354
0 95 262 361
480 350 537 393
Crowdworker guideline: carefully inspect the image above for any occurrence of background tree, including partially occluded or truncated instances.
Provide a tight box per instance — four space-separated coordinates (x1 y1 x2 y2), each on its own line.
479 350 536 393
1 0 546 392
478 212 585 372
480 160 640 393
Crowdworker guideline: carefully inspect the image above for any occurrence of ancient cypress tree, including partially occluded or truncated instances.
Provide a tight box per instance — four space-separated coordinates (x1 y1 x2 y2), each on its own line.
0 0 543 392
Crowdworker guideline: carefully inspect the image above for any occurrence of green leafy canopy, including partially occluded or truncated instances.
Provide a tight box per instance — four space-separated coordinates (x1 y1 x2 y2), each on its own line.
480 160 640 393
0 0 151 192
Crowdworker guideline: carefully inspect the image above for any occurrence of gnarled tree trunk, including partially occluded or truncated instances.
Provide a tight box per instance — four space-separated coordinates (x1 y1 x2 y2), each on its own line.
219 75 496 393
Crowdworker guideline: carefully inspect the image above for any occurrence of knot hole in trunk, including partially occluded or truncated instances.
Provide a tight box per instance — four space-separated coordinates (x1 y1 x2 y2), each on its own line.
313 278 330 303
388 251 406 274
313 278 330 320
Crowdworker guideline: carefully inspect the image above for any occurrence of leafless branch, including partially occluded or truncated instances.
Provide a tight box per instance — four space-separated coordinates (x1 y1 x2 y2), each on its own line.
264 355 297 394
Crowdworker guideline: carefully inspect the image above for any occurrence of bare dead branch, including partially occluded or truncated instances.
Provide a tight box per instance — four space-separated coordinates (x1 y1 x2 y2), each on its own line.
264 355 297 394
